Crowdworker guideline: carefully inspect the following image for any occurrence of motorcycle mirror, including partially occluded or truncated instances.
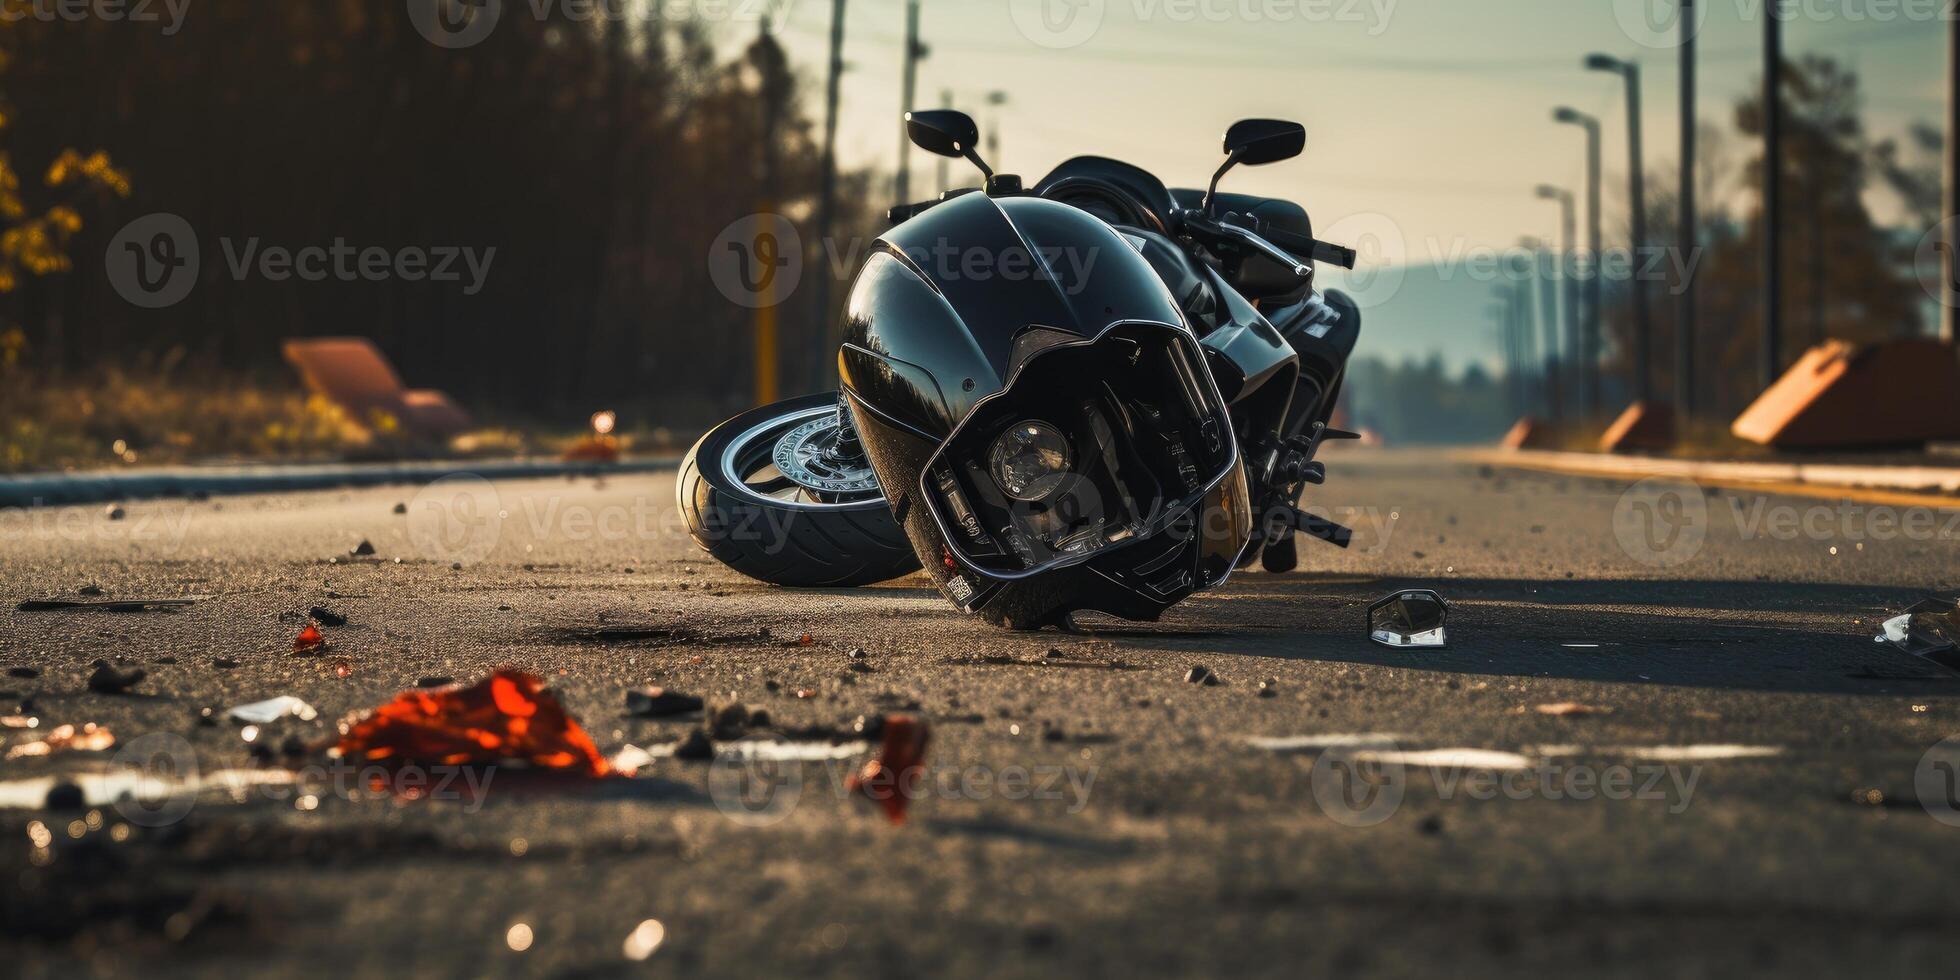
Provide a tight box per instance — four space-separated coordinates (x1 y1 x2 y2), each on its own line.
1224 119 1306 166
1203 118 1304 212
905 110 994 181
1874 596 1960 670
1367 590 1449 649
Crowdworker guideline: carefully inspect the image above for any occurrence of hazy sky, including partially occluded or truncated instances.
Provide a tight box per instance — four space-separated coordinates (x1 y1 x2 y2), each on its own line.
711 0 1946 267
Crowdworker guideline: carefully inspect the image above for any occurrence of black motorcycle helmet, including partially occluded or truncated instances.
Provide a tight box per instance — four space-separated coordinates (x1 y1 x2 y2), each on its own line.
839 191 1253 630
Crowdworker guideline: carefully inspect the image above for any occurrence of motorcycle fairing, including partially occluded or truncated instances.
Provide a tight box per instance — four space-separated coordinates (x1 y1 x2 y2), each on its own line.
843 193 1187 431
839 192 1259 627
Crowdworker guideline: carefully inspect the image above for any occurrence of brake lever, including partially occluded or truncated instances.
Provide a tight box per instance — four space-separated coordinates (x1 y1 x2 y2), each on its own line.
1217 216 1312 279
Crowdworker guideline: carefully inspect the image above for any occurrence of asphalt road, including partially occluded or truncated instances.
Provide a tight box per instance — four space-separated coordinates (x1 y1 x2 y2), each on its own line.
3 449 1958 978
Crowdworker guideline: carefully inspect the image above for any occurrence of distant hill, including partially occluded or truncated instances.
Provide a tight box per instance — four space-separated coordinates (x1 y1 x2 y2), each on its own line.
1320 262 1536 375
1316 261 1553 445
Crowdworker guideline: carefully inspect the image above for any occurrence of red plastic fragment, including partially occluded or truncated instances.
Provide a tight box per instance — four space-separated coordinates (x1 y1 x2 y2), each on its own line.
294 623 326 653
846 715 930 825
334 669 610 775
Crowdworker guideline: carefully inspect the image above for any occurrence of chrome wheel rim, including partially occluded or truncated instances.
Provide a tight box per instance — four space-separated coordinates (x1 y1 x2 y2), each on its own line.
720 402 884 511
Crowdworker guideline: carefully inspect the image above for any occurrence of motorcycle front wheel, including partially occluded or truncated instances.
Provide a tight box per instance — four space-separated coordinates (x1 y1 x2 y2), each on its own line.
677 393 921 587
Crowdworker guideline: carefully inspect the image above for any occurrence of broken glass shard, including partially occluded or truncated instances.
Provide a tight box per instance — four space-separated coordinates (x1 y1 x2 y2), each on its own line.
1874 597 1960 671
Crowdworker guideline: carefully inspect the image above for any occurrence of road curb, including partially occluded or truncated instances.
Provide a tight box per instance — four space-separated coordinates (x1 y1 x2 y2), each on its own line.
1463 449 1960 507
0 458 680 509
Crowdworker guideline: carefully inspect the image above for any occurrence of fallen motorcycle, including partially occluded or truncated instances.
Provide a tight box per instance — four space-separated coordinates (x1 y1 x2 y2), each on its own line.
682 111 1363 629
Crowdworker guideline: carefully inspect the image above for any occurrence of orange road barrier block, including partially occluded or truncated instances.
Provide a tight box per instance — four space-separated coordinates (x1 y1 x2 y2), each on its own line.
1599 401 1676 453
334 669 610 775
283 337 473 440
1733 340 1960 449
1500 416 1557 450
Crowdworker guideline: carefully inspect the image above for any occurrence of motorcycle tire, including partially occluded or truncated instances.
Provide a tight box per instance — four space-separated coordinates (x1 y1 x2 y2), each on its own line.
678 393 921 588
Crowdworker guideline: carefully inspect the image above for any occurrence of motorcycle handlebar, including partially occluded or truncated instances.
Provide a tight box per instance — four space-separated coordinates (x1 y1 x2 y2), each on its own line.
1265 227 1357 270
1178 208 1357 272
889 199 1361 270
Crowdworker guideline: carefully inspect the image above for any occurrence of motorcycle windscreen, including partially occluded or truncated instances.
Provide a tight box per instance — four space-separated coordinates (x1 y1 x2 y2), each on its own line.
919 322 1238 579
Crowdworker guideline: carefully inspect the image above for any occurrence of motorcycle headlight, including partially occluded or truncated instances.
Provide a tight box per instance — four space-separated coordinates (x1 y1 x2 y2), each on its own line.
988 421 1071 501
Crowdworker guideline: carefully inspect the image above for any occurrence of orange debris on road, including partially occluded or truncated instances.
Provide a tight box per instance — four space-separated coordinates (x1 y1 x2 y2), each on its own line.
334 669 609 775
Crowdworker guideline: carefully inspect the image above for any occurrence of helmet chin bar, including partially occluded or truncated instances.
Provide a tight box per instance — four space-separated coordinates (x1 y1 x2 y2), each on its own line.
920 322 1240 582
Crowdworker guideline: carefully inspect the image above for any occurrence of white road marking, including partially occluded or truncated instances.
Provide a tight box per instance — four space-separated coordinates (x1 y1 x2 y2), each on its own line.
1245 733 1405 753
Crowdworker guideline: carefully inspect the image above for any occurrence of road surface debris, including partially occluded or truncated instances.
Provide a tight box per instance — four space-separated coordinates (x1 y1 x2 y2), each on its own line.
86 660 146 694
334 669 610 775
293 623 326 653
847 714 930 825
5 722 116 759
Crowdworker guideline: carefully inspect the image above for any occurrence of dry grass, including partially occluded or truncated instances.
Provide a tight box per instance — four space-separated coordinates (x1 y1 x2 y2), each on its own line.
0 369 684 474
0 369 402 473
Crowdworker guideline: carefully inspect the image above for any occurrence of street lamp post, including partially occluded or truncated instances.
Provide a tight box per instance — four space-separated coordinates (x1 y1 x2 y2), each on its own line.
1489 296 1523 417
1536 184 1580 417
1521 236 1562 419
1553 107 1603 417
1586 53 1652 405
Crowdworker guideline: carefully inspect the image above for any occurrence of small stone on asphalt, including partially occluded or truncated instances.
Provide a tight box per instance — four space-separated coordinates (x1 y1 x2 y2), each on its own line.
87 660 146 694
624 686 703 718
673 729 714 761
45 782 85 810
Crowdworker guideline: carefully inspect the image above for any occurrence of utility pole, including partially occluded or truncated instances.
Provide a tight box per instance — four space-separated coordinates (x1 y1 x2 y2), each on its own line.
895 0 924 206
1679 0 1698 416
815 0 848 378
1945 6 1958 343
986 90 1010 164
1554 107 1603 416
938 88 953 194
1586 54 1651 403
1762 0 1784 387
755 16 784 407
1538 184 1581 417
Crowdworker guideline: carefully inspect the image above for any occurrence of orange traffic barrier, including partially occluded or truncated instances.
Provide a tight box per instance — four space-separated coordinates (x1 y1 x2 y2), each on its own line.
1732 339 1960 449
